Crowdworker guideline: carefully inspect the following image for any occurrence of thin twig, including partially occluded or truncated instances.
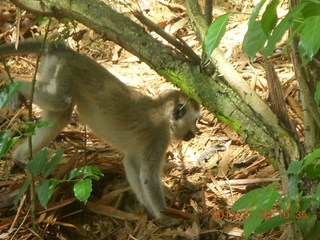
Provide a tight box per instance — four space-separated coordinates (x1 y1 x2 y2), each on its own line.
10 207 31 240
133 11 201 64
26 17 52 232
2 60 15 84
214 178 280 187
204 0 213 25
9 194 27 232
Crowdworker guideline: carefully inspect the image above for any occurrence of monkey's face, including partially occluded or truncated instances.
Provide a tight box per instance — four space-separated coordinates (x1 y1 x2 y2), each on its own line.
171 101 201 141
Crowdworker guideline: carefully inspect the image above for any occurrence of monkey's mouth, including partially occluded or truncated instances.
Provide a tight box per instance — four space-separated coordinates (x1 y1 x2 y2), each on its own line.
183 131 195 141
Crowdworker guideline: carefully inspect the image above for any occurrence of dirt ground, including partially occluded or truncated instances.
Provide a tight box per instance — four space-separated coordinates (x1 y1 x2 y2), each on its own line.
0 0 301 239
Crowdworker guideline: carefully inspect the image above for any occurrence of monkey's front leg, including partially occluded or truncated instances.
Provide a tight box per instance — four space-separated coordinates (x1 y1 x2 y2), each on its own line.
123 154 152 210
140 152 167 219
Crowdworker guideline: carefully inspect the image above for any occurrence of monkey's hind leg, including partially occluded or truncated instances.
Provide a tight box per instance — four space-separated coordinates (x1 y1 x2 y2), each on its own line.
17 76 73 112
12 107 73 164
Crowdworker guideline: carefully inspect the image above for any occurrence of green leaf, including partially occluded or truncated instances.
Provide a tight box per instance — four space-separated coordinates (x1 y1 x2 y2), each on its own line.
68 166 103 180
301 1 320 18
305 220 320 240
261 0 279 36
0 130 10 158
202 12 232 65
13 180 31 205
232 182 279 211
26 149 50 176
299 16 320 61
316 182 320 198
38 179 51 208
300 196 313 210
73 178 92 203
315 83 320 105
298 212 317 234
243 21 267 61
232 182 280 239
248 0 267 28
22 120 54 128
288 175 300 199
38 179 62 208
68 168 83 180
264 1 309 57
243 210 264 239
242 0 268 61
81 166 104 180
0 82 21 110
231 187 263 210
43 150 64 177
286 160 303 175
304 163 320 179
0 130 20 158
22 120 54 137
302 148 320 169
255 215 292 234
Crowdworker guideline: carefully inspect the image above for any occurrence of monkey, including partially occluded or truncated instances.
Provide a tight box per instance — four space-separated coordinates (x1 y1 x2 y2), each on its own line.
0 40 201 219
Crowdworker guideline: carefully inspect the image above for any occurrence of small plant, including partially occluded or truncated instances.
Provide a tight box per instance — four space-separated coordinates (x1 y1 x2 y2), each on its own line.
14 149 104 207
231 150 320 239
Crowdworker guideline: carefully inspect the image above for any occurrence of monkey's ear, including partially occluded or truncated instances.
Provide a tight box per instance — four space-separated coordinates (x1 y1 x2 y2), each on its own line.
173 103 186 120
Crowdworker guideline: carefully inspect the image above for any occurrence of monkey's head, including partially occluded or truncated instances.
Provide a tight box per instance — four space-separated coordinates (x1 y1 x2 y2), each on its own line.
170 94 201 142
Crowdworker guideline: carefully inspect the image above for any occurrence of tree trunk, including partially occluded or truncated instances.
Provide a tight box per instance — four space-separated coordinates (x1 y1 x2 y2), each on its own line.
10 0 300 166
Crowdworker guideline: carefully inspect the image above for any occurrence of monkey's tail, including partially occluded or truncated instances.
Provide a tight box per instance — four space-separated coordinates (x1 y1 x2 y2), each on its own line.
0 40 51 57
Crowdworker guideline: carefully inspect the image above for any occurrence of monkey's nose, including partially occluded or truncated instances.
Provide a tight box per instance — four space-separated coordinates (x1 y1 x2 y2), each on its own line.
183 131 195 141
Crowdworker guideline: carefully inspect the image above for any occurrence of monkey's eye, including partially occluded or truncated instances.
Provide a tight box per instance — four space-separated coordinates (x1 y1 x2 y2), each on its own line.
173 103 186 120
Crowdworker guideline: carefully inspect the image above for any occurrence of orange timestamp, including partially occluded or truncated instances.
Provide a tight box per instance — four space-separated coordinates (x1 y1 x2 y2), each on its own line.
212 210 308 220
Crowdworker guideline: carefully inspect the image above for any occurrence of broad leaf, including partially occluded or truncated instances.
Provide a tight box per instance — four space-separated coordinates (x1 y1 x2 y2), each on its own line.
0 82 21 110
299 16 320 61
248 0 267 28
286 160 303 175
26 149 50 176
243 20 267 61
22 120 54 137
43 150 64 177
255 216 292 234
81 166 104 180
302 148 320 169
38 179 62 208
0 130 20 158
261 0 279 36
13 180 31 205
288 175 300 199
231 187 264 210
68 166 103 180
243 184 280 238
264 1 309 57
73 178 92 203
315 83 320 104
301 1 320 18
202 13 232 65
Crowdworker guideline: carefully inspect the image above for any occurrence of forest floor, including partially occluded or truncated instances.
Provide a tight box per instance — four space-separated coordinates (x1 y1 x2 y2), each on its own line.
0 0 302 239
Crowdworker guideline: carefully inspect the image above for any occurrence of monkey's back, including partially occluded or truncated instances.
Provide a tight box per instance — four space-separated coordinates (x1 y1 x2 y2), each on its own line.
65 49 171 154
